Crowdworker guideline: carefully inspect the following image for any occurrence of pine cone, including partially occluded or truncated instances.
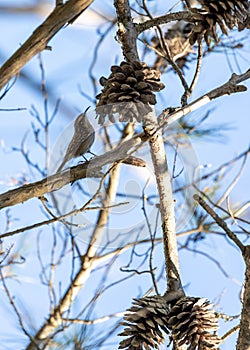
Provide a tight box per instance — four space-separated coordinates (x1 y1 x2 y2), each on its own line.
96 61 165 124
152 22 193 72
118 295 170 350
190 0 249 45
168 297 221 349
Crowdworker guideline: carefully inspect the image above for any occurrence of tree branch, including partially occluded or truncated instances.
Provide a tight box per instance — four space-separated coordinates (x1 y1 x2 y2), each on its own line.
160 69 250 126
193 194 245 253
194 194 250 350
114 0 139 61
136 10 204 35
114 0 184 295
25 123 134 349
0 0 94 90
0 201 127 239
0 136 141 210
1 67 248 211
236 246 250 350
63 311 125 324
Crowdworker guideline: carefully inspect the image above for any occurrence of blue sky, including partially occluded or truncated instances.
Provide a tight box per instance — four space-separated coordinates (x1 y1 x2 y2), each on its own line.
0 1 250 349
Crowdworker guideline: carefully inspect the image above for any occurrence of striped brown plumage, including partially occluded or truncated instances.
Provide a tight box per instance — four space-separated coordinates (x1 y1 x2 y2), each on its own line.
57 107 95 172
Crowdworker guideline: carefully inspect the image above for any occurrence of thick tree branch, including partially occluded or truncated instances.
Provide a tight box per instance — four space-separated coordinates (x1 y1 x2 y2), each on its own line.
0 163 101 211
0 0 94 90
144 113 183 294
236 246 250 350
114 0 139 61
0 136 141 210
114 0 184 296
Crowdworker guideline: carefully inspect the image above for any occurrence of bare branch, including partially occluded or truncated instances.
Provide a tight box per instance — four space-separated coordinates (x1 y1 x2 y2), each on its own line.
193 194 245 253
161 69 250 126
63 311 124 324
221 324 240 343
0 201 128 240
114 0 184 296
0 136 141 210
1 65 249 211
182 35 203 103
114 0 139 61
25 123 135 349
236 246 250 350
0 0 94 90
136 11 204 35
0 267 38 348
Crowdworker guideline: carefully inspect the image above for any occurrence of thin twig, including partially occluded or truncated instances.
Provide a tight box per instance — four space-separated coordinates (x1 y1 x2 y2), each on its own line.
136 10 204 34
141 180 159 295
141 0 190 97
193 194 245 253
216 149 248 208
0 197 128 239
221 324 240 343
63 311 125 324
180 244 241 285
0 267 39 349
88 21 116 97
175 145 250 195
182 34 203 104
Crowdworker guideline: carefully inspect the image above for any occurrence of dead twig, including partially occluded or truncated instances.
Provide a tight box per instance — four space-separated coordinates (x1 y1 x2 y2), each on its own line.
193 194 245 253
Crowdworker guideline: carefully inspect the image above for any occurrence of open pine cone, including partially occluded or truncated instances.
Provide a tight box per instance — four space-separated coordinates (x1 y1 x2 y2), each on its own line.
96 61 165 124
118 295 170 350
190 0 249 45
152 22 193 72
168 297 221 349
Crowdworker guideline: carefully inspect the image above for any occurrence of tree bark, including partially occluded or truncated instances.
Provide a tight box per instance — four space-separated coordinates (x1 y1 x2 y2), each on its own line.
0 0 94 90
236 245 250 350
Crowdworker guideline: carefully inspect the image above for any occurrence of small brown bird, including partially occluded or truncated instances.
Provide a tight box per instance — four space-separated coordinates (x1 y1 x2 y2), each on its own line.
57 107 95 172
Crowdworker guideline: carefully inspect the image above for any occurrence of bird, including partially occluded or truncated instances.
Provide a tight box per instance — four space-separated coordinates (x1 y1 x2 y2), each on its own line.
56 107 95 172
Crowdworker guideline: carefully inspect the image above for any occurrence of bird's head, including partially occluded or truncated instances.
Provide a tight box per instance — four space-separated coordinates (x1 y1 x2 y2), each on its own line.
74 106 92 130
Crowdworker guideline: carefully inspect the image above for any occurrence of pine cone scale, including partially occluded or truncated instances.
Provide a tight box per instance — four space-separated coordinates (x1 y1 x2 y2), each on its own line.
167 297 221 349
96 61 165 124
190 0 249 45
